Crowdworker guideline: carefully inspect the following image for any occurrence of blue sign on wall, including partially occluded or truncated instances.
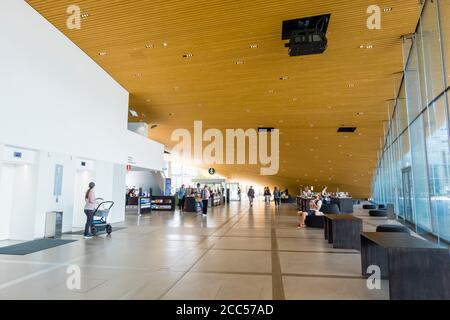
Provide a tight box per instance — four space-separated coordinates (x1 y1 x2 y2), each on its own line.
165 178 172 196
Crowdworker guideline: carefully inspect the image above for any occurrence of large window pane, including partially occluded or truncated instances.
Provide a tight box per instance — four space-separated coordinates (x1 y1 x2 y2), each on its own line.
418 1 446 103
424 96 450 241
409 115 432 231
439 0 450 81
404 41 425 121
397 83 408 133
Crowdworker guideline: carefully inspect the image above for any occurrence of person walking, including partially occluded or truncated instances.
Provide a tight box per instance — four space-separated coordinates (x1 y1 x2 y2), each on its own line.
273 187 281 208
237 186 242 201
201 185 210 216
264 187 271 205
84 182 96 239
177 184 186 211
247 186 255 207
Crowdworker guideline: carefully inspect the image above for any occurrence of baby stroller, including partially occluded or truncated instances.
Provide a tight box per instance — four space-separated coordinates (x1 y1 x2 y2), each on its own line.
91 199 115 236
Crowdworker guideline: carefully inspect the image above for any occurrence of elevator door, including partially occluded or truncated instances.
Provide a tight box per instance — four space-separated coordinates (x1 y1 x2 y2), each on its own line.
0 165 15 240
402 167 413 223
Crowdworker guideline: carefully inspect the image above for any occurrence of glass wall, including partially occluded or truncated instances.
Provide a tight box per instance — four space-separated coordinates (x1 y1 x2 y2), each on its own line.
372 0 450 244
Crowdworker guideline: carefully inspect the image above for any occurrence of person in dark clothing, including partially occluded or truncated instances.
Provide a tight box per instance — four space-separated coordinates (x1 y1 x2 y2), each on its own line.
247 186 255 207
273 187 281 207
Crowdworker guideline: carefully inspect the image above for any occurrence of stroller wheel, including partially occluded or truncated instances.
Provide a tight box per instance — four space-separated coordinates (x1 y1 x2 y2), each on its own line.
91 226 97 236
106 224 112 234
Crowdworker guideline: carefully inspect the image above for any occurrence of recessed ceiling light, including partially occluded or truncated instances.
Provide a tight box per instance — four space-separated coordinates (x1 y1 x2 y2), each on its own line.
98 52 107 56
348 83 355 88
250 44 258 49
162 42 168 47
182 53 194 58
359 45 374 49
146 99 151 103
383 7 393 12
169 112 175 116
81 13 90 18
236 60 244 65
280 76 289 80
338 144 342 147
145 44 154 48
356 112 365 116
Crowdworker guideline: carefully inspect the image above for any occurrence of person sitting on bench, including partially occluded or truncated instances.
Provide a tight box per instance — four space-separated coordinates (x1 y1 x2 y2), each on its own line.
297 194 323 228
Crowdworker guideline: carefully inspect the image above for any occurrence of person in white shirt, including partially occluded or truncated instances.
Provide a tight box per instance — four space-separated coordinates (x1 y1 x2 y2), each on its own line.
201 185 210 216
297 194 323 228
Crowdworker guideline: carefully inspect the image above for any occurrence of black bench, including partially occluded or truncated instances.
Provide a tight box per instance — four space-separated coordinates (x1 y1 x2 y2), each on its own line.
363 204 377 210
369 210 388 217
376 224 410 234
305 215 324 228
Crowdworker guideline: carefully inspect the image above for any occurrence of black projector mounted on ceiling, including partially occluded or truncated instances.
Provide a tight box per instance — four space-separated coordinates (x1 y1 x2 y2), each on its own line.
282 14 331 57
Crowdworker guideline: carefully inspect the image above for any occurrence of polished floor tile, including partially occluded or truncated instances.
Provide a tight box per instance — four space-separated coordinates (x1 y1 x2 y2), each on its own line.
192 250 272 274
0 201 400 300
161 272 272 300
279 251 362 276
283 276 389 300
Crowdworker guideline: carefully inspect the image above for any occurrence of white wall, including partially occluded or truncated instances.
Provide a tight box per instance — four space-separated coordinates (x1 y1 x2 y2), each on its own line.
0 0 164 172
0 1 166 239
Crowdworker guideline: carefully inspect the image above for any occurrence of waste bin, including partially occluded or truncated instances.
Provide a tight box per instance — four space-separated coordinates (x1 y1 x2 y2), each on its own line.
45 211 63 238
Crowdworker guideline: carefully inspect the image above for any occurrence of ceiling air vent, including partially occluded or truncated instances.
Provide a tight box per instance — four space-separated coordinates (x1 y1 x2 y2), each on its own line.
258 127 275 132
337 127 357 133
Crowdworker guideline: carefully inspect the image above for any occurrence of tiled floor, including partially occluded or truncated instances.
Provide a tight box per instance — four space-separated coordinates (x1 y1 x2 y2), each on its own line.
0 201 395 300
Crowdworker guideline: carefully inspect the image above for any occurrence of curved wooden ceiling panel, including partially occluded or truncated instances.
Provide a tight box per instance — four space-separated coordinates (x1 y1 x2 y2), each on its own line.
26 0 420 197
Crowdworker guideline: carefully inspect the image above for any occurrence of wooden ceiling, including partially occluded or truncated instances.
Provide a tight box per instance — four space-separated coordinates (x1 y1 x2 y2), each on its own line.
27 0 420 197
